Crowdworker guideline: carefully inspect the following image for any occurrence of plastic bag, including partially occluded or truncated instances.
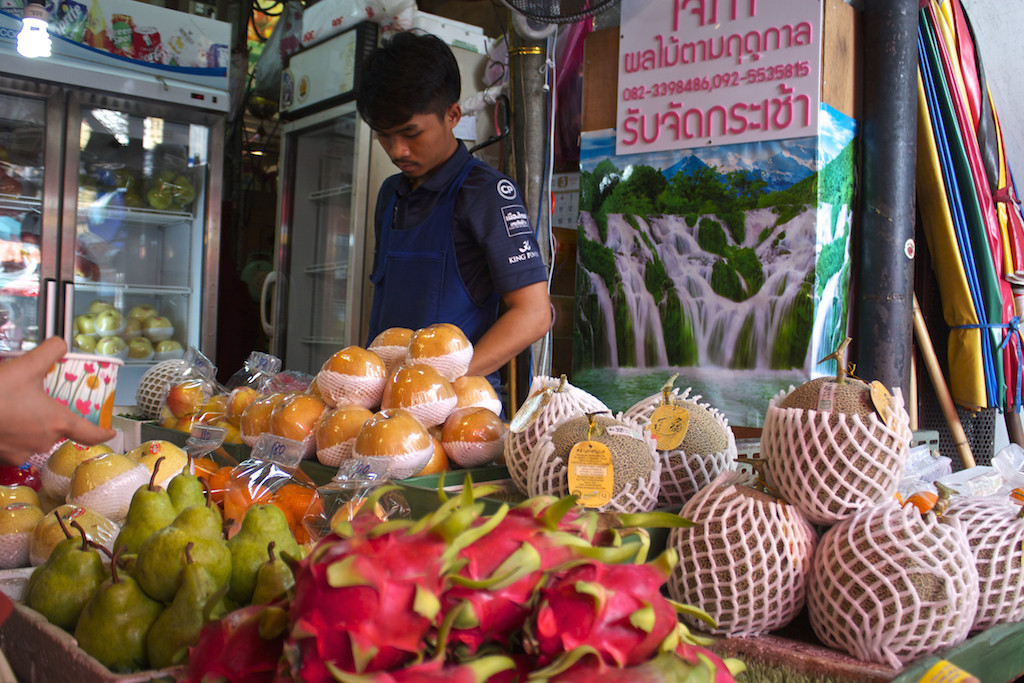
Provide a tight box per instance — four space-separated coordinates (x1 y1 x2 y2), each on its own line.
224 351 282 391
300 458 410 544
901 443 952 483
992 443 1024 495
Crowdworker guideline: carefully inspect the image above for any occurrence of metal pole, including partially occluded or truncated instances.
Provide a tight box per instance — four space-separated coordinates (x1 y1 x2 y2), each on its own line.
854 0 919 394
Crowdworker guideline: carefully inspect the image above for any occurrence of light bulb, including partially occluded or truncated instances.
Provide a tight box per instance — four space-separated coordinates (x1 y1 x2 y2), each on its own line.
17 4 52 59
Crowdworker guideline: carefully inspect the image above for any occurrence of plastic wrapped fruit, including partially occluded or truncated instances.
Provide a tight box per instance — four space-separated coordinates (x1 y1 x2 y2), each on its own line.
315 405 374 468
269 392 327 458
240 392 289 447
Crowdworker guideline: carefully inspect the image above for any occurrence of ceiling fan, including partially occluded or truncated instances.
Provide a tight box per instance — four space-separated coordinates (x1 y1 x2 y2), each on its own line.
501 0 620 39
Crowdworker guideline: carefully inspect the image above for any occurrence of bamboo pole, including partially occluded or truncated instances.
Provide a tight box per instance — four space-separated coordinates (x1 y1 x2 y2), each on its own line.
912 293 976 468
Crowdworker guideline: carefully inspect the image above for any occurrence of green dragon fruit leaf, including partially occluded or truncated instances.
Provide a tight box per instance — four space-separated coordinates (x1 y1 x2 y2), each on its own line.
615 510 695 530
666 597 717 629
256 605 289 640
628 603 657 634
413 583 441 621
449 541 542 591
572 580 608 615
539 494 580 531
526 645 603 680
325 555 373 589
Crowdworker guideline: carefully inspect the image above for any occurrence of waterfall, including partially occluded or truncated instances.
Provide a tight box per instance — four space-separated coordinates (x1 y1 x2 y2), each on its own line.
578 204 838 371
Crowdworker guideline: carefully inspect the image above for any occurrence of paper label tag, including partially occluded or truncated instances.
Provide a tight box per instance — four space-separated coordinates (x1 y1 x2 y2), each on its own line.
917 660 980 683
648 404 690 451
567 440 614 508
870 380 894 427
816 382 836 413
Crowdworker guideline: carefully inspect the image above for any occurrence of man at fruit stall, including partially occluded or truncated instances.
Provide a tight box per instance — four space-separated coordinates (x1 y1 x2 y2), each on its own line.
0 337 115 464
356 31 551 402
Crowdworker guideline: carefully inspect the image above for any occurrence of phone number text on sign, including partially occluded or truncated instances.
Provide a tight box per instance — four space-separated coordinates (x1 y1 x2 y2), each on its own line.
621 60 812 100
616 0 823 155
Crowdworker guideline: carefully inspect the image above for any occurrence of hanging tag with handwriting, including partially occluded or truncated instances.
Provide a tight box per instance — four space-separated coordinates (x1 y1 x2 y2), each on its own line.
648 404 690 451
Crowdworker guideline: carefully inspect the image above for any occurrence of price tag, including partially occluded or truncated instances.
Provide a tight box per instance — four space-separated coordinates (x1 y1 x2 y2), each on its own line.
648 404 690 451
870 380 894 427
567 440 614 508
816 382 837 413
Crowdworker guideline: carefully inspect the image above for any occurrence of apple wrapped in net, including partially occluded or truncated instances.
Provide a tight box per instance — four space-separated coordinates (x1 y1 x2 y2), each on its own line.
624 381 737 507
666 470 817 637
807 500 978 668
440 406 506 468
315 405 374 468
527 412 661 514
505 375 608 496
315 346 388 410
352 408 435 480
404 322 473 382
368 327 413 377
380 364 458 429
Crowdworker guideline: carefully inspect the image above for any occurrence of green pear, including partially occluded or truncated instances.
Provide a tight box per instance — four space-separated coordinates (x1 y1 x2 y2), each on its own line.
250 541 295 605
145 542 228 669
115 457 178 555
226 504 302 605
134 493 230 603
166 468 206 514
75 549 164 673
26 519 108 631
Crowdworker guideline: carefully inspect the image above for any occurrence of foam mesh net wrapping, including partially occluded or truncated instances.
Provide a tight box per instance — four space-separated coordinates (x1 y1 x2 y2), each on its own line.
945 496 1024 630
807 501 979 669
666 470 817 636
317 439 356 468
623 388 738 506
406 346 472 382
394 396 457 429
369 344 408 377
526 412 661 513
353 443 434 480
504 376 608 495
443 439 504 468
315 371 386 410
762 386 912 525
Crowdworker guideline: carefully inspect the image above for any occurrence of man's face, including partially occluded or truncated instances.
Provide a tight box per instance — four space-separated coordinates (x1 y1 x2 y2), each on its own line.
374 103 460 189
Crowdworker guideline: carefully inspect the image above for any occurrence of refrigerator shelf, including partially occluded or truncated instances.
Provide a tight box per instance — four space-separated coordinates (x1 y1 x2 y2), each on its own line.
71 282 191 296
303 260 349 275
0 195 41 211
79 205 193 227
300 336 348 346
308 184 352 201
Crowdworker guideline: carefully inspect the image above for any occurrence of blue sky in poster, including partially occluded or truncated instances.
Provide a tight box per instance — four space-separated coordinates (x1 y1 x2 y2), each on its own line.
581 104 856 193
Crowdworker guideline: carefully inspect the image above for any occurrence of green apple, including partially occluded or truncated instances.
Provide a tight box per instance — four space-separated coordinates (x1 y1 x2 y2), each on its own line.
94 335 127 358
74 313 96 336
93 309 125 336
147 185 173 211
172 174 195 206
154 339 184 361
73 334 97 353
127 336 154 360
143 315 174 342
88 300 115 315
127 304 158 322
123 318 143 340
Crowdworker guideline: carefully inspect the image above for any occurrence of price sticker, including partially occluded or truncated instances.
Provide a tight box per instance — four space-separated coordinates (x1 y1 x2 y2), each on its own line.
870 380 894 427
648 404 690 451
917 660 980 683
567 440 614 508
816 382 836 413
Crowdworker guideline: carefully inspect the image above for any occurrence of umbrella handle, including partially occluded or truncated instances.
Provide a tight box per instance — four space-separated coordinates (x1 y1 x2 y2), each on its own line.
912 294 977 469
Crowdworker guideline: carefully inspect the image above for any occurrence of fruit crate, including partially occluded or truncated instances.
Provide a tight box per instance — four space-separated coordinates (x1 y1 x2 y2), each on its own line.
0 601 179 683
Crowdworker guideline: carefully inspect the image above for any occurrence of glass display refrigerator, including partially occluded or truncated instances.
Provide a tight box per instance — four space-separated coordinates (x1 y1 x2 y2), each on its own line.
0 6 228 405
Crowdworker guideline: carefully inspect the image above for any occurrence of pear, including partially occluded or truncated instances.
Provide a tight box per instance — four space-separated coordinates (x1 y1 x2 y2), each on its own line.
114 457 178 555
166 467 207 514
146 542 228 669
134 490 230 603
250 541 295 605
226 504 302 605
26 518 108 631
75 548 164 672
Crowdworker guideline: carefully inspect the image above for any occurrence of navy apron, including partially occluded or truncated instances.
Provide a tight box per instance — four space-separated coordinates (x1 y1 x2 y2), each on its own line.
367 158 503 400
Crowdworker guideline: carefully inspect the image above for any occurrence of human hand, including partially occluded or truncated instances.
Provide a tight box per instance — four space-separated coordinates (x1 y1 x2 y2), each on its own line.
0 337 117 466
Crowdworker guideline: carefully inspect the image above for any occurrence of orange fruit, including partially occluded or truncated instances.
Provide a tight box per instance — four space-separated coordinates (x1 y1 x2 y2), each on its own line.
903 490 938 514
413 437 449 476
223 476 274 534
272 482 318 544
206 465 236 506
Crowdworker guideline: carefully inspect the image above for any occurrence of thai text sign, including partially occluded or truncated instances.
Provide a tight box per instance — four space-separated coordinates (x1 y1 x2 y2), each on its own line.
616 0 822 155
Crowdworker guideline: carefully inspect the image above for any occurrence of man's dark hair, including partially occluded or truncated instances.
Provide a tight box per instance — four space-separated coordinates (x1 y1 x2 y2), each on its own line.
356 31 461 131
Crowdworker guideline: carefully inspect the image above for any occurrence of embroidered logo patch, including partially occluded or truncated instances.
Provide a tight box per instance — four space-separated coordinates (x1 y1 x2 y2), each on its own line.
497 179 517 200
502 205 531 237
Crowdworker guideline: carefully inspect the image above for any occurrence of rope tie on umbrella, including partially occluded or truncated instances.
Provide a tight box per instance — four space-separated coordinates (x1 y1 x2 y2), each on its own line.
953 316 1024 410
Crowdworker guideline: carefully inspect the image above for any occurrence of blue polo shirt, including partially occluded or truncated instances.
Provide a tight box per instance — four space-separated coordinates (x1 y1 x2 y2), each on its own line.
371 142 548 308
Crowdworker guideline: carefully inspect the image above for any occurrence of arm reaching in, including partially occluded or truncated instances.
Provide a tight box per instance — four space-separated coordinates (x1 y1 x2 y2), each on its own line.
0 337 116 465
467 281 552 378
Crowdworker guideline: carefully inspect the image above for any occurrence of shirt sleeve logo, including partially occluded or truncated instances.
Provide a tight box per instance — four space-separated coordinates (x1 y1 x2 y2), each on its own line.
502 205 532 237
497 179 518 200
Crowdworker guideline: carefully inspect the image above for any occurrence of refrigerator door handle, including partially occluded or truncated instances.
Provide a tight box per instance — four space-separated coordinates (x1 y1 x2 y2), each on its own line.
43 279 57 340
260 270 278 337
62 281 74 346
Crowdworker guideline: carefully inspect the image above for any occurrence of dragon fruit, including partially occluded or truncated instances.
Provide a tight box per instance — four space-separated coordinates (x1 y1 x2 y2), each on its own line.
529 550 684 668
320 655 515 683
533 645 742 683
183 604 289 683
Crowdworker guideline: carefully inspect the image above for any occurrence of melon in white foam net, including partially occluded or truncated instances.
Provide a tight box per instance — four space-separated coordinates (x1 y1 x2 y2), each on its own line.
807 499 978 668
666 470 817 636
505 375 607 496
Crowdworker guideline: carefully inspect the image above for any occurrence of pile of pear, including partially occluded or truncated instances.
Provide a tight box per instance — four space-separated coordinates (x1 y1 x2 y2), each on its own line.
22 456 304 674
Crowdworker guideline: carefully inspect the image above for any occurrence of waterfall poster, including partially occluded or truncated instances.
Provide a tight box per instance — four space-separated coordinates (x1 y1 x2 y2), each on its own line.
573 104 856 428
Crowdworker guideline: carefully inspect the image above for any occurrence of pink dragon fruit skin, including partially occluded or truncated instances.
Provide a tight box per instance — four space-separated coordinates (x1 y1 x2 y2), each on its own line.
531 557 679 668
547 646 739 683
284 527 449 681
183 604 289 683
442 501 599 654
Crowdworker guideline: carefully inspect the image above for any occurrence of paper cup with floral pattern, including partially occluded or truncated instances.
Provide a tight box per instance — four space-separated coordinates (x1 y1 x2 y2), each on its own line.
43 353 123 428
